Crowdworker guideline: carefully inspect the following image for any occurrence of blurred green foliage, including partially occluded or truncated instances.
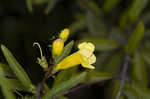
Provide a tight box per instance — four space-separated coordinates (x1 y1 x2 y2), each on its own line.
0 0 150 99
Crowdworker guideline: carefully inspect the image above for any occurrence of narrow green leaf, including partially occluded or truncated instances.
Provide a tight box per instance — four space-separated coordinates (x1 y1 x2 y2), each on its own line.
79 38 119 51
128 0 149 22
124 82 150 99
103 0 121 12
42 72 87 99
56 41 74 64
45 0 58 14
125 22 144 54
123 84 140 99
119 11 130 30
1 45 33 90
101 52 123 74
0 63 15 77
53 67 77 87
131 51 148 86
26 0 32 13
0 68 16 99
87 1 102 15
86 71 113 83
119 0 148 29
7 78 28 91
86 11 107 37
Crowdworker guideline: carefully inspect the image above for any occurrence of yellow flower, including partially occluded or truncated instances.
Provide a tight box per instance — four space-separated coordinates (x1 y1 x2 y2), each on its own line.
56 42 96 70
59 28 70 41
52 39 64 56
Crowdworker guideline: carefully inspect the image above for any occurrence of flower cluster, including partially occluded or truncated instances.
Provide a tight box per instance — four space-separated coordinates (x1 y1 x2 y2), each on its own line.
52 28 70 57
35 28 96 72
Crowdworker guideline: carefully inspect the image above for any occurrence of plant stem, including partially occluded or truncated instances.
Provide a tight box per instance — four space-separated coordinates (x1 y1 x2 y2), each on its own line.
35 66 53 99
116 55 130 99
36 78 46 99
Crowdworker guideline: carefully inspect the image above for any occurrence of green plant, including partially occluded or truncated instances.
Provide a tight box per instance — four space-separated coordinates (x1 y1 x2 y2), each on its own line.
1 0 150 99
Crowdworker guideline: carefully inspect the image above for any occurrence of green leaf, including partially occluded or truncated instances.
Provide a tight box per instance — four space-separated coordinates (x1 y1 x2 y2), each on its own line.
0 68 16 99
123 84 140 99
101 52 123 74
79 38 119 51
87 1 102 15
131 51 148 86
103 0 121 12
125 22 144 54
119 0 148 29
0 63 15 77
45 0 58 14
56 41 74 64
26 0 32 13
53 67 77 87
128 0 149 22
123 82 150 99
86 71 113 83
86 11 107 37
1 45 33 91
7 78 28 91
119 11 130 30
42 72 87 99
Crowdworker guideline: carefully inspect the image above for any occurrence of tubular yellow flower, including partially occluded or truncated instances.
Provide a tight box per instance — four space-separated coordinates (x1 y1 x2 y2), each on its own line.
59 28 70 41
56 42 96 70
52 39 64 56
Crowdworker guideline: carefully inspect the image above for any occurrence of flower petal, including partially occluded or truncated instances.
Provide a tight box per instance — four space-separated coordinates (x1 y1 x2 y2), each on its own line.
78 42 95 52
81 62 95 69
78 42 87 49
56 52 82 70
78 49 93 58
88 54 96 64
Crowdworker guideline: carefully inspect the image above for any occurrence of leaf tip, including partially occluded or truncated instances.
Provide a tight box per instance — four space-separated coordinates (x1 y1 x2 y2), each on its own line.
1 44 5 50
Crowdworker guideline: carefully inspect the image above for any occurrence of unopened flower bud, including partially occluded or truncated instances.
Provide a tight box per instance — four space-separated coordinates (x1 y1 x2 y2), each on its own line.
52 39 64 56
59 28 70 42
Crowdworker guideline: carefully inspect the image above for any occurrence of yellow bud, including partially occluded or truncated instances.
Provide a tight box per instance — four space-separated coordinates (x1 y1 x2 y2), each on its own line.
59 28 70 41
52 39 64 56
